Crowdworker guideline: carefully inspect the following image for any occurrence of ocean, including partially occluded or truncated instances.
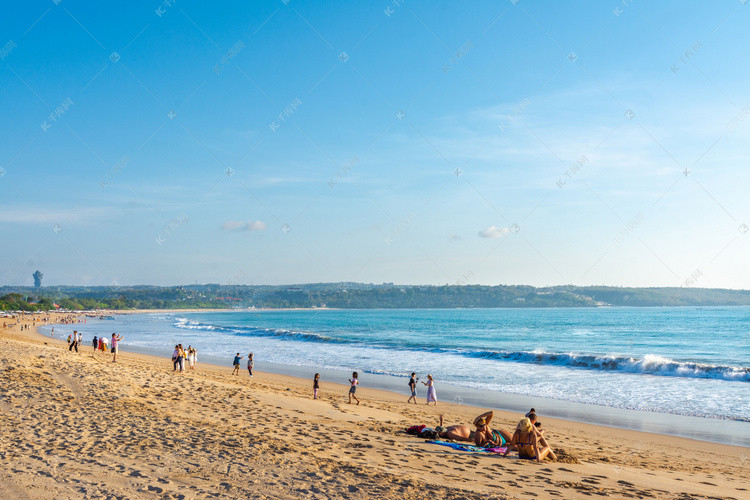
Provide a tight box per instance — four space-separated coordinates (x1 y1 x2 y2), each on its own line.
41 306 750 445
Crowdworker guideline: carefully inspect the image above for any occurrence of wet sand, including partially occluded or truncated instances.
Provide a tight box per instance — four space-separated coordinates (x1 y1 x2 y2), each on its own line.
0 312 747 499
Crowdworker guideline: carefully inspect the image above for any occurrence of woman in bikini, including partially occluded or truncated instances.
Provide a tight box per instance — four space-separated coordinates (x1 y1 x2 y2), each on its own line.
473 411 511 448
503 417 557 461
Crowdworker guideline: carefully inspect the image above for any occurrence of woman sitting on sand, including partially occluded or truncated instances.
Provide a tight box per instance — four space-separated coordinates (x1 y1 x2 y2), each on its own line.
503 417 557 462
473 411 511 448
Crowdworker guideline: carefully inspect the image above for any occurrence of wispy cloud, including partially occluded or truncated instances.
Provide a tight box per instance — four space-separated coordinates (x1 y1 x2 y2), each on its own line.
221 220 267 231
478 226 510 239
0 206 112 224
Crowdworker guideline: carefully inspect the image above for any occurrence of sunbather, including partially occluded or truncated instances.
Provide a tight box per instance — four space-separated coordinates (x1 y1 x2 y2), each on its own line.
435 414 474 442
473 411 511 447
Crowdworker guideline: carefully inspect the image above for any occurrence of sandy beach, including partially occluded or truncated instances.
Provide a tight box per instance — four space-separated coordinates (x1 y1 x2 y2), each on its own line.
0 312 747 499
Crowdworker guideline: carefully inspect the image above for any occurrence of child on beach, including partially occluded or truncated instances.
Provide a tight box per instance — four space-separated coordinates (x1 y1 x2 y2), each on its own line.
423 374 437 405
247 353 254 377
407 372 418 404
313 373 320 399
348 372 360 405
232 353 243 375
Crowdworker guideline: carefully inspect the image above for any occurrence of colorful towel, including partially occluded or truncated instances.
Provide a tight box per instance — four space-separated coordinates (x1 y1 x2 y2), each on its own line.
428 440 507 454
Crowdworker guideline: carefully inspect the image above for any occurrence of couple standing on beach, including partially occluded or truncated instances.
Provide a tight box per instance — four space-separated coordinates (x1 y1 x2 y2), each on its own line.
408 373 437 405
231 352 253 376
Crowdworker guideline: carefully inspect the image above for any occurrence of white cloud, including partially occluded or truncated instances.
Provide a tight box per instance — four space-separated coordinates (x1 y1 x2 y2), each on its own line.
246 220 266 231
478 225 510 239
221 220 266 231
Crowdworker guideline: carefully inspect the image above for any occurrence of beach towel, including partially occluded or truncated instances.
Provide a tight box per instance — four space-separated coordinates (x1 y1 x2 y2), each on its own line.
428 439 507 454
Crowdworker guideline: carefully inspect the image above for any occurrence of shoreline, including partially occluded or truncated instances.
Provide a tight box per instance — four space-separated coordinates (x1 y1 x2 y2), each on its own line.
1 312 747 498
35 312 749 447
39 310 750 447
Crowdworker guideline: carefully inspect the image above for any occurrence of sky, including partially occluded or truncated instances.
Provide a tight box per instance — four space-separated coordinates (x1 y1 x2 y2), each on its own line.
1 0 749 288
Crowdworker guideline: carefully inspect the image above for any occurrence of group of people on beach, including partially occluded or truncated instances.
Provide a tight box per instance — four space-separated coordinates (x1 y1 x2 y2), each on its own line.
51 320 556 463
424 408 557 462
172 344 197 372
308 371 438 406
66 330 122 362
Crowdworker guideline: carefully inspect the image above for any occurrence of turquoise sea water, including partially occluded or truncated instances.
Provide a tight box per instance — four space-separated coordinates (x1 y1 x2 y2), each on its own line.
43 307 749 427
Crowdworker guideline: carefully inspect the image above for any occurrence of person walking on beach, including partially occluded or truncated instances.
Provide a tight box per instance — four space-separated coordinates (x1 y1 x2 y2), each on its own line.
407 372 418 404
247 353 254 377
313 373 320 399
77 331 83 354
348 372 360 405
92 335 98 351
111 333 123 363
68 331 78 352
232 353 243 375
423 374 437 405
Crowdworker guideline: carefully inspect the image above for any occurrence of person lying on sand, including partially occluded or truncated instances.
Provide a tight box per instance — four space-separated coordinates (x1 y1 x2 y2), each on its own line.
435 414 474 442
503 417 557 462
473 411 511 447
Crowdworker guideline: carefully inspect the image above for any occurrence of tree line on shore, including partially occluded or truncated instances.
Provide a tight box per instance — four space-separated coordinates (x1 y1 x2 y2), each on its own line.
3 283 750 311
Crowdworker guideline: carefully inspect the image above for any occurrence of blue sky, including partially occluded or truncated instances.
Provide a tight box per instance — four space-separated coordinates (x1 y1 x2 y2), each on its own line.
1 0 749 288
